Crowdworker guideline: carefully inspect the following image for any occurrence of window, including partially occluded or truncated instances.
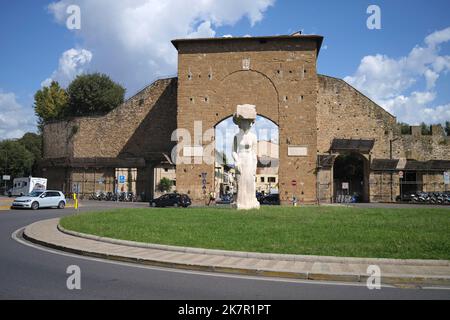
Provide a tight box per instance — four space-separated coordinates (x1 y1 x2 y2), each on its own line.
268 177 276 183
260 177 265 183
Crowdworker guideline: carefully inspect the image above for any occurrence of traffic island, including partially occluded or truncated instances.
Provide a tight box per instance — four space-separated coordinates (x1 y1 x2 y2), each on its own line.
22 216 450 288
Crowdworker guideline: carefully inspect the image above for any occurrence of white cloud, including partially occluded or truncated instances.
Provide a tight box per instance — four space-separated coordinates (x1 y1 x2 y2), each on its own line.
344 27 450 125
187 21 216 39
47 0 275 94
42 48 93 88
0 91 36 140
425 27 450 48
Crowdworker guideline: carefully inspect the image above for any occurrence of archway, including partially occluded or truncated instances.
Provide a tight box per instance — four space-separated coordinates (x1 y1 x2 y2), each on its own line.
214 115 279 201
333 153 369 203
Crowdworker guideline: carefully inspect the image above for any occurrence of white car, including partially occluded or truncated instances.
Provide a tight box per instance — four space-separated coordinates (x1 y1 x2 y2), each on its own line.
11 190 66 210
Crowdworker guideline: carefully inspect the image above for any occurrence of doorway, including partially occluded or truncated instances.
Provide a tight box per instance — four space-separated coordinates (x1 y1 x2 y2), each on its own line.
333 153 369 203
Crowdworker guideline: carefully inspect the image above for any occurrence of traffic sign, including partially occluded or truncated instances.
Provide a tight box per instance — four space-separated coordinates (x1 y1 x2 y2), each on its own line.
2 175 11 181
399 171 404 179
342 182 349 190
72 183 81 193
201 172 208 187
119 175 126 184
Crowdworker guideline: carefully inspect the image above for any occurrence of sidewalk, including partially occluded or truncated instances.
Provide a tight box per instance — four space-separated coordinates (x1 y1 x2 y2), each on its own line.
23 218 450 287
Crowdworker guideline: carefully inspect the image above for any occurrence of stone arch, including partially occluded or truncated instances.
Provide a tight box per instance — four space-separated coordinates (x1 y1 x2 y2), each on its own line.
214 113 280 198
213 70 280 125
214 113 279 128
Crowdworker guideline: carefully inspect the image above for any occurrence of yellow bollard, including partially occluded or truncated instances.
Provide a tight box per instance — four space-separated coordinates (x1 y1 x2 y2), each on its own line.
73 193 78 210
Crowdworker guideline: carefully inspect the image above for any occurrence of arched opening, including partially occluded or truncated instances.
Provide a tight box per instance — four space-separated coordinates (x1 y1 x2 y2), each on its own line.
214 115 279 202
333 153 369 203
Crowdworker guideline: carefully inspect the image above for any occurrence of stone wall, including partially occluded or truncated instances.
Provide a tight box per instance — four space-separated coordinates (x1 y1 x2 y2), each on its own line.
42 77 178 196
43 121 74 159
41 36 450 203
175 36 321 203
393 125 450 161
369 172 401 203
317 75 397 158
316 75 450 203
71 168 116 194
43 77 177 160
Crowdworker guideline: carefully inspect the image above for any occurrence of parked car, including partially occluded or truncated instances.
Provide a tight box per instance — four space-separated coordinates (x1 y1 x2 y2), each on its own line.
259 194 280 205
11 190 66 210
149 193 192 208
216 194 233 204
256 192 265 202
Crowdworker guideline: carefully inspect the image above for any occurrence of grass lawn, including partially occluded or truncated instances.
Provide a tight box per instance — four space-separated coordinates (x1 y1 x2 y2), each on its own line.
60 206 450 260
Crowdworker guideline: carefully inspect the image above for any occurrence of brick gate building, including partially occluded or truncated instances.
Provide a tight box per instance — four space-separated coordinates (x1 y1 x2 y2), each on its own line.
41 33 450 203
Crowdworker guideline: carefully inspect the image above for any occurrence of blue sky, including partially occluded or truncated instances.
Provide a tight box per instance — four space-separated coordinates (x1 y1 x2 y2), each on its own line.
1 0 449 140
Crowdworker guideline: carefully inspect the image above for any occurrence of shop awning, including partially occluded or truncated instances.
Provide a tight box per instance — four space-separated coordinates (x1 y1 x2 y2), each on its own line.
371 159 399 171
330 139 375 153
371 159 450 172
404 160 450 171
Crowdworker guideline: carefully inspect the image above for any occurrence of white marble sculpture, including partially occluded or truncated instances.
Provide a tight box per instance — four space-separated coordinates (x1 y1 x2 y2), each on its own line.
232 104 260 210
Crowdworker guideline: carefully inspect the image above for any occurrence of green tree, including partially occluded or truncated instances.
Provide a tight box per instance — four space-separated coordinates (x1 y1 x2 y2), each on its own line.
445 121 450 136
67 73 126 116
420 122 431 135
0 140 34 179
158 177 173 193
399 122 411 134
34 81 68 131
17 133 42 175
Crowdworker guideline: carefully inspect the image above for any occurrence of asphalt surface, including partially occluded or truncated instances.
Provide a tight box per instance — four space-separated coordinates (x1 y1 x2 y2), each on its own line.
0 202 449 300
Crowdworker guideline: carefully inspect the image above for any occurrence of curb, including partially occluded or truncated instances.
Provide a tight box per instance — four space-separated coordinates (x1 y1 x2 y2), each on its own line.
23 227 450 287
57 223 450 267
21 220 450 287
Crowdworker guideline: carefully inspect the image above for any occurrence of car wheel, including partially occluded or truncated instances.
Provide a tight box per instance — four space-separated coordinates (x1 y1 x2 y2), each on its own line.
31 202 39 210
174 203 179 208
151 202 156 207
58 201 65 209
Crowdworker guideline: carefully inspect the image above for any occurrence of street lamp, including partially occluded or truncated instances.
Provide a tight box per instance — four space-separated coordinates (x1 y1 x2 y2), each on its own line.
389 137 400 201
2 150 7 194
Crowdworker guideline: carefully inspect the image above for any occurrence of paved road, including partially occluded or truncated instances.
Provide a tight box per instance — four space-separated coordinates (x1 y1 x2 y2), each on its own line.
0 204 449 300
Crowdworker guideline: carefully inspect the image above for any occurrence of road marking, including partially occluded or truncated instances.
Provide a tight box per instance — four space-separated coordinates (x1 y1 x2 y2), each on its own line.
12 226 450 290
0 205 74 211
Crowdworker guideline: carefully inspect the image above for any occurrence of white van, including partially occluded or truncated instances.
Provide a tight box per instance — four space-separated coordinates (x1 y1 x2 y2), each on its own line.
8 177 47 197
